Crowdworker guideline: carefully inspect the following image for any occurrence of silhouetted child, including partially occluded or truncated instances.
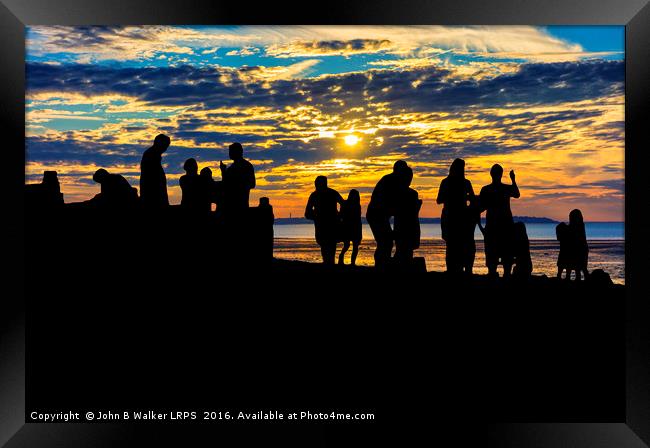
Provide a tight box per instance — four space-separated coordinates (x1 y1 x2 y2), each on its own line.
259 197 274 259
199 167 222 214
556 222 570 279
463 195 481 274
180 158 202 213
338 189 362 266
512 222 532 278
556 209 589 280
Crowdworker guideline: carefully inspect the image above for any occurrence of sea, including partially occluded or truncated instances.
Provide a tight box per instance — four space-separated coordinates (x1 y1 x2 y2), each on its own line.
273 222 625 285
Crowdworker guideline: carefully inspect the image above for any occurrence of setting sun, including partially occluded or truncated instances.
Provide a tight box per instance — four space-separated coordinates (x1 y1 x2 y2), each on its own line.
344 135 360 146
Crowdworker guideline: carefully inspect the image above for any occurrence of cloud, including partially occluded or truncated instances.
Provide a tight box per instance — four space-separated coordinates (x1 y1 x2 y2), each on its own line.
26 108 106 123
28 26 201 62
225 47 260 56
266 39 395 57
26 59 624 113
25 53 624 219
27 25 600 64
243 59 321 81
25 59 624 173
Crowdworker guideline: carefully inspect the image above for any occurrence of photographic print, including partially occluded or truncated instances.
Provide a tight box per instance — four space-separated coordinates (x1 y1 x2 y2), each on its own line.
24 25 625 283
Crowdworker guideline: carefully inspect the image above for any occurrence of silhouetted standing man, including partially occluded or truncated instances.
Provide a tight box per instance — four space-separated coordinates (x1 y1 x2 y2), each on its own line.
479 164 520 278
220 142 256 214
140 134 170 209
305 176 344 265
367 160 409 267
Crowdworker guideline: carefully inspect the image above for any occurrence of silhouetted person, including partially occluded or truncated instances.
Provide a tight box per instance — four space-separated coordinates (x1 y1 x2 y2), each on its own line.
556 222 570 279
338 189 362 266
569 209 589 281
479 164 520 278
394 166 422 264
257 197 275 261
367 160 409 267
199 167 222 214
220 142 255 214
179 158 202 213
436 158 476 275
90 168 138 210
512 222 533 278
140 134 170 209
557 209 589 281
305 176 344 265
464 196 481 274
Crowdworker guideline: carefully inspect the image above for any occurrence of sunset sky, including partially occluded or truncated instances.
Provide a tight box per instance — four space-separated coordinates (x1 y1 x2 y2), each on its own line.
25 26 624 221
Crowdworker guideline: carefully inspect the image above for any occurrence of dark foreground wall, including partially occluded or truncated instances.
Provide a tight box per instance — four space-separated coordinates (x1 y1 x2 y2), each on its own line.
24 220 625 434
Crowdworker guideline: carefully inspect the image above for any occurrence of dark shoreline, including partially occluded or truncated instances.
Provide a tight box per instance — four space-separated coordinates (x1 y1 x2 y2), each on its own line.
274 216 563 225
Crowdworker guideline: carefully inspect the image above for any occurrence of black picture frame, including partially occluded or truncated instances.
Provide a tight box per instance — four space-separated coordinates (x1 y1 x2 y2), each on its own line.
1 0 649 446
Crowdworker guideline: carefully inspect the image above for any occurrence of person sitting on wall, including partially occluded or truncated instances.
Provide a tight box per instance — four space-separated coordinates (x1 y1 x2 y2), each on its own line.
90 168 138 210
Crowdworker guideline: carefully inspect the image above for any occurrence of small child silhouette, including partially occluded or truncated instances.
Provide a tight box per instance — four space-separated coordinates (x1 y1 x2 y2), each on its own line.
338 189 362 266
512 222 533 278
556 209 589 280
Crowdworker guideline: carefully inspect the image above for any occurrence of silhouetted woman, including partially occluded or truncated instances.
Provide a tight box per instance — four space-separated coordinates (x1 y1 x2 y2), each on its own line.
436 159 476 274
557 209 589 281
338 189 362 266
180 158 202 213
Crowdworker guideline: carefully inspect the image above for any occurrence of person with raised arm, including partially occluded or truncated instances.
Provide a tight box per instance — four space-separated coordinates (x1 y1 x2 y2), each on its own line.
479 164 520 278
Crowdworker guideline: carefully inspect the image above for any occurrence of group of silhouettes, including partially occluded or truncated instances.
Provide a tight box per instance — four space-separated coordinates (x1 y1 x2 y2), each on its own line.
307 157 589 280
84 133 590 279
436 158 588 279
88 135 257 218
304 160 422 267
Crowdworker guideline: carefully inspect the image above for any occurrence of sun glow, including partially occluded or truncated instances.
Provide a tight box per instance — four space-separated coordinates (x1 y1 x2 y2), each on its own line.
344 134 360 146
